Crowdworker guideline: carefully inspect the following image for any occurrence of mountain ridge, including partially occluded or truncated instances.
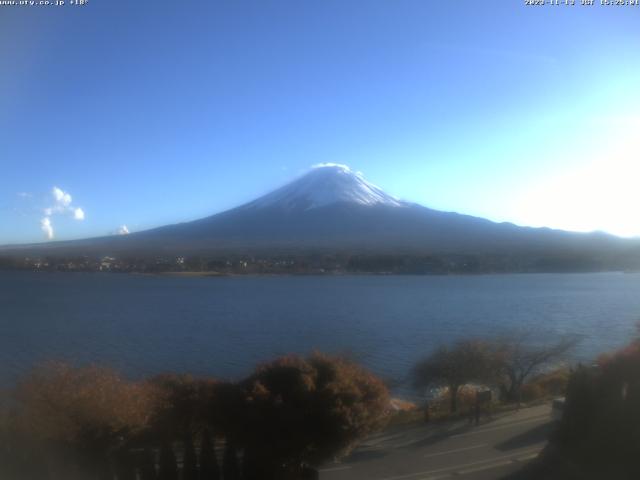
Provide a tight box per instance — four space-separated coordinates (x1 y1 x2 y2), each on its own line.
1 165 639 273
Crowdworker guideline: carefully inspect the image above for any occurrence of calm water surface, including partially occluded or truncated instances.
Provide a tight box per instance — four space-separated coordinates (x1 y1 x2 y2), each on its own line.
1 271 640 394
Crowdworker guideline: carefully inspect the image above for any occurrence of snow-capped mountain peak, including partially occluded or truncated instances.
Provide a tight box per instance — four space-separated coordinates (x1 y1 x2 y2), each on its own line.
242 163 404 211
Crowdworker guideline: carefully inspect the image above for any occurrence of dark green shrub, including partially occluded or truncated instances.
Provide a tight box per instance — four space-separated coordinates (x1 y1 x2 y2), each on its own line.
182 432 198 480
222 440 240 480
158 441 178 480
198 429 220 480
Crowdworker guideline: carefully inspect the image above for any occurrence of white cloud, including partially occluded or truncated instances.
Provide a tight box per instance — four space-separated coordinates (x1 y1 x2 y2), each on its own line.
311 163 366 178
39 186 86 240
40 217 53 240
312 163 352 171
52 186 72 207
117 225 130 235
46 186 76 215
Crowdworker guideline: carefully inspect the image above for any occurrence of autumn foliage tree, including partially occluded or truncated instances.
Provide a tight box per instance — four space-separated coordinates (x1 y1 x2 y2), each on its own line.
237 353 389 479
11 362 157 478
4 355 390 480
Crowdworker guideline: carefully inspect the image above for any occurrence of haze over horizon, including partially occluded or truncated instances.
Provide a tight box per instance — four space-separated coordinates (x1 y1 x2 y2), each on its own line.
2 1 640 244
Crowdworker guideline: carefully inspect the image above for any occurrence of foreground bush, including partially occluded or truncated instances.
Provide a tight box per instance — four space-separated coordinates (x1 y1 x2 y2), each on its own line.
238 353 390 479
8 362 157 479
513 341 640 479
145 373 218 440
559 344 640 477
1 354 389 479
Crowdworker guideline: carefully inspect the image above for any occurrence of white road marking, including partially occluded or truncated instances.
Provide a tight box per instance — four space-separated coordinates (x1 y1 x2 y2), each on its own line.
319 465 353 472
457 459 514 475
376 447 542 480
450 415 549 438
423 443 488 458
516 452 540 462
416 474 452 480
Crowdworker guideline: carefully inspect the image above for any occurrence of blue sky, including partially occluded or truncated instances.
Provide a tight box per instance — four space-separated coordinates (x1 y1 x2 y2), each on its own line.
2 0 640 244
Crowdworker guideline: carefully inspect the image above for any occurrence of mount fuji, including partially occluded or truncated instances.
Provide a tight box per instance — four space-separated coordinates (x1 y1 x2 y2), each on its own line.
241 163 404 211
2 164 638 270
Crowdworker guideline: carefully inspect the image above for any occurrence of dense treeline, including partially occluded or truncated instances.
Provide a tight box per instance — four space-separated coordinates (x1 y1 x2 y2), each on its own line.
0 354 389 480
3 249 640 274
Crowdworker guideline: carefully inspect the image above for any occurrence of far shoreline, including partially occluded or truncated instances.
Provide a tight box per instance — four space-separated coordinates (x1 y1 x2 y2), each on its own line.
0 268 634 278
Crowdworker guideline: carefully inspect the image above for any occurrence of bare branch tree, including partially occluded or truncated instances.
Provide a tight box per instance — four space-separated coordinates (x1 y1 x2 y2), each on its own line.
493 330 578 404
412 340 498 413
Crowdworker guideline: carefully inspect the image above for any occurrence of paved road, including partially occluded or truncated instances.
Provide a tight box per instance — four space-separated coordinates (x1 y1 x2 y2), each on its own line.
320 404 553 480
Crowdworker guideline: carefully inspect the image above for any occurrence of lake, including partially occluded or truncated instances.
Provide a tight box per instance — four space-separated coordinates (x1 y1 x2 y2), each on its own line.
1 271 639 396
